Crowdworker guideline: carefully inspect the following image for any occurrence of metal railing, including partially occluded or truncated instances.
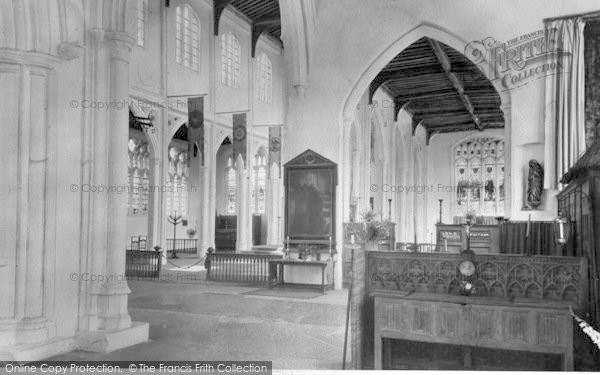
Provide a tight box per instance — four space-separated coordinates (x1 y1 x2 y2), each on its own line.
166 238 198 255
205 252 283 284
125 249 162 279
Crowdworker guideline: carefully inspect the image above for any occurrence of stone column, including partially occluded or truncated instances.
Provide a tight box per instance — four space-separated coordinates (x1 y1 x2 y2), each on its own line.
501 103 512 219
0 51 58 354
266 163 282 245
96 31 134 330
236 156 250 251
201 119 214 253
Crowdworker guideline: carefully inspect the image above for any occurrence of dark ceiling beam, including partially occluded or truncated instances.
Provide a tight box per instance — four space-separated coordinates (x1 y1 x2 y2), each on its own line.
411 118 423 136
428 39 485 131
251 18 281 57
394 100 412 122
214 0 233 36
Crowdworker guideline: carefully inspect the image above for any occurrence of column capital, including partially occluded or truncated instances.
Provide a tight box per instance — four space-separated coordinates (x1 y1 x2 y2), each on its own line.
500 103 511 117
104 32 134 62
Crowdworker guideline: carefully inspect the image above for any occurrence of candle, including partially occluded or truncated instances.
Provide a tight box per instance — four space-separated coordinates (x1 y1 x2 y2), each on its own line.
559 221 564 239
444 239 448 252
526 214 531 237
351 235 355 244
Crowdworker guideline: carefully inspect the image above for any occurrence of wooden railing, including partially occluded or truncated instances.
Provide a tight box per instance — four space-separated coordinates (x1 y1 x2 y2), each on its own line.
206 252 283 284
395 242 437 252
166 238 198 255
125 249 162 279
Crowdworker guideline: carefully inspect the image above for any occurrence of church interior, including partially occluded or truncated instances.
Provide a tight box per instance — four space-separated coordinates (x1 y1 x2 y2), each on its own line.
1 0 600 371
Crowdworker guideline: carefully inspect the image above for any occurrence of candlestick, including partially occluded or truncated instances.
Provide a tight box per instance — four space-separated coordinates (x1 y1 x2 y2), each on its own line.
413 216 417 244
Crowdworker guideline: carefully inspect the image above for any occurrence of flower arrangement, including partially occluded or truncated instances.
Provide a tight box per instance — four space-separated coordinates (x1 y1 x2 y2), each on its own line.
459 280 476 296
361 209 391 242
186 228 197 238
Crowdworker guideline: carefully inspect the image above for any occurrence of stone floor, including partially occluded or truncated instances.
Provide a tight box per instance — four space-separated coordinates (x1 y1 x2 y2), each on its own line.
52 279 348 370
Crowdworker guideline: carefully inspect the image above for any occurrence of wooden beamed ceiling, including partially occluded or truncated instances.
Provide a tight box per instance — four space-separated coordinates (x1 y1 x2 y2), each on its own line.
214 0 281 57
369 37 504 143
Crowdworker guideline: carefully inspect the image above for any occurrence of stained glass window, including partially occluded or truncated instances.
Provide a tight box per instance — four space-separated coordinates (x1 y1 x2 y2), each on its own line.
136 0 147 47
226 156 237 214
221 33 241 88
175 4 200 71
257 53 272 103
454 138 504 217
128 138 150 215
166 146 189 217
251 153 267 214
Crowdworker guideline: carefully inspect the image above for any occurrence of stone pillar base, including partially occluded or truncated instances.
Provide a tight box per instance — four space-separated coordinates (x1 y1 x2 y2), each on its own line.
97 283 132 330
76 321 149 353
0 337 76 361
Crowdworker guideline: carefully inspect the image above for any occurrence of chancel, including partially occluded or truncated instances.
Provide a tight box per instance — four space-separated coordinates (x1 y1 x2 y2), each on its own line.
1 0 599 371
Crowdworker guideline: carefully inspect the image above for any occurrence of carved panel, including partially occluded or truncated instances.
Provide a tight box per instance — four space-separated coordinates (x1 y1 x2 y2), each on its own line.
471 308 497 341
437 307 461 338
502 310 529 343
537 313 564 346
410 305 434 335
367 252 587 308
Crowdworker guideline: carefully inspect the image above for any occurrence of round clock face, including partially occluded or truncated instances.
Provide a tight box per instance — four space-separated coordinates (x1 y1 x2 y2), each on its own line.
459 260 476 276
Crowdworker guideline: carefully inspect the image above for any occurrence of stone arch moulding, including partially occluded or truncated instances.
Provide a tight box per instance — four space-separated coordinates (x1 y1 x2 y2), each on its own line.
339 22 513 218
341 22 511 122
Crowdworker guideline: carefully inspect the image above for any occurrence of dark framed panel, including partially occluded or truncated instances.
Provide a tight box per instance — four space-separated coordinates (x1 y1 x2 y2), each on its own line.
284 149 337 245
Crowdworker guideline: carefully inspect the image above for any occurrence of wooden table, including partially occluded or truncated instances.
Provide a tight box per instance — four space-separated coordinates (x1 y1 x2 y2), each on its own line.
373 291 574 370
268 259 334 293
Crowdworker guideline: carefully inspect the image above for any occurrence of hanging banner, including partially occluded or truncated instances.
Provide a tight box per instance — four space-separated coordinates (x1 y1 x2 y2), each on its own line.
187 97 204 165
232 113 247 167
268 126 281 178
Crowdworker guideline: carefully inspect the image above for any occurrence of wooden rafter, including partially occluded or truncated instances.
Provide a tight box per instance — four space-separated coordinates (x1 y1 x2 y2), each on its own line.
251 17 280 57
214 0 233 36
428 39 484 131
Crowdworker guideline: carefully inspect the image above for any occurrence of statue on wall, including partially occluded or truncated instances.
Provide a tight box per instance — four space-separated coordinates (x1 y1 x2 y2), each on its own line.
526 159 544 209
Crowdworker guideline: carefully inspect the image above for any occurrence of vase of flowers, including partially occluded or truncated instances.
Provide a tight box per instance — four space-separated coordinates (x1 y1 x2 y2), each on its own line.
186 228 197 238
361 209 391 250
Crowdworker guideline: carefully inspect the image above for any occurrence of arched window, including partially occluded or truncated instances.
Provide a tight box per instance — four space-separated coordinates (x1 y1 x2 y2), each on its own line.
226 156 237 214
127 138 150 215
251 152 267 214
175 4 200 71
257 53 272 103
136 0 147 47
454 138 504 218
166 146 189 216
221 32 241 88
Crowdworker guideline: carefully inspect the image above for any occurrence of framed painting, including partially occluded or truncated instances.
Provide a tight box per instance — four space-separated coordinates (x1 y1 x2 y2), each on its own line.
284 149 337 245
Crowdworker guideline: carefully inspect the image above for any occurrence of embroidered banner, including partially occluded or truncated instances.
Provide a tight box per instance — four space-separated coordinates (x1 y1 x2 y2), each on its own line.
187 97 204 165
268 126 281 178
232 113 247 166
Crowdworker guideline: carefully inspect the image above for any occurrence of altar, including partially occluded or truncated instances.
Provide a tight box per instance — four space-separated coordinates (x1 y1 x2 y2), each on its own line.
436 223 500 253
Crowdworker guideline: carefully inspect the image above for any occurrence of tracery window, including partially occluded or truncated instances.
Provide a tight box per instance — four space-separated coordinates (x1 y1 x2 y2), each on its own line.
454 138 504 217
128 138 150 215
136 0 147 47
166 146 189 217
226 156 237 214
175 4 200 71
257 53 272 103
251 153 267 214
221 32 241 88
